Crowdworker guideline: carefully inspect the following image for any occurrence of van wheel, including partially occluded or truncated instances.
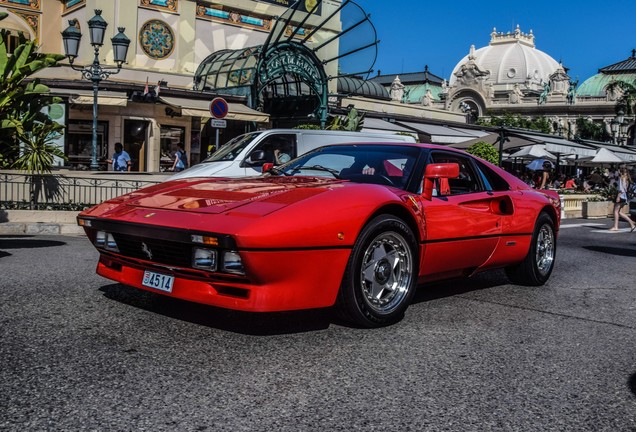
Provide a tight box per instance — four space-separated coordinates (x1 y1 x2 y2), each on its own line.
336 215 418 327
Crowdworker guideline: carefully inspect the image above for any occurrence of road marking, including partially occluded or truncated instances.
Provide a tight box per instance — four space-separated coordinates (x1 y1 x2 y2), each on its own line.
560 223 606 229
590 228 634 234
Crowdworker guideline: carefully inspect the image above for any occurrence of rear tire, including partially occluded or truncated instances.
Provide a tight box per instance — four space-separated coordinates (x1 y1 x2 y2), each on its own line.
506 212 556 286
336 215 418 327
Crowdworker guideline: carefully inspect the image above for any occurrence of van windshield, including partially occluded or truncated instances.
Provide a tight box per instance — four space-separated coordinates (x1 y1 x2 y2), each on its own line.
202 132 260 163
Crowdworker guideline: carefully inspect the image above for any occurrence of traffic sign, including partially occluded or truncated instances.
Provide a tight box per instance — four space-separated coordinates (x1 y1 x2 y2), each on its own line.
209 97 229 119
211 119 227 128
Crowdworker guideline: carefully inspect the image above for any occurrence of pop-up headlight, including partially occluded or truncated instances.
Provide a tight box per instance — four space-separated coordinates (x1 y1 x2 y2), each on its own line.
105 233 119 252
193 248 217 271
222 251 245 275
95 231 107 247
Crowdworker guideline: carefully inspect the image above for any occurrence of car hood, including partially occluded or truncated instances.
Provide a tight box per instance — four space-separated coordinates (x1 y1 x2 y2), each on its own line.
125 176 342 216
168 161 233 180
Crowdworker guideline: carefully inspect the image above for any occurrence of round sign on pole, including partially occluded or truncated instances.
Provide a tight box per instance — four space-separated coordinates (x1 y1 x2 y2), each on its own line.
209 97 229 119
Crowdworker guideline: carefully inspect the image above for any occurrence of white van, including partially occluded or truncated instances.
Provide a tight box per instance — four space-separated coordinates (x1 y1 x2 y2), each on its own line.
170 129 417 179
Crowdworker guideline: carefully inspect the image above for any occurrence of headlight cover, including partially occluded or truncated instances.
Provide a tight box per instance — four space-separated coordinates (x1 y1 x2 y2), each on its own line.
193 248 217 271
222 251 245 275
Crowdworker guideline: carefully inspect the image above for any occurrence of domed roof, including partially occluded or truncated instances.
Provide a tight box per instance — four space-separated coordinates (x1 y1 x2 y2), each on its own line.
449 26 560 88
577 51 636 97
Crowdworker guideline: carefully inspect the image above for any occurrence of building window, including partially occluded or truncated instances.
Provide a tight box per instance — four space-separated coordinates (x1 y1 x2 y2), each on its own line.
66 120 109 170
160 125 185 171
1 31 28 54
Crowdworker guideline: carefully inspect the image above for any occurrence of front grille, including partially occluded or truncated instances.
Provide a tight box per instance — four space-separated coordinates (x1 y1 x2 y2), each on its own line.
112 233 192 268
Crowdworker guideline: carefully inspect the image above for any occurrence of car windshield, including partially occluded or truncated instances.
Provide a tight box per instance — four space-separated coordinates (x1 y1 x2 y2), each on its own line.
202 132 261 163
275 144 421 190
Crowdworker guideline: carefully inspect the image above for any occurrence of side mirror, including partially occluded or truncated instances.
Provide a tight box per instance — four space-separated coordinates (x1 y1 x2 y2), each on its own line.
245 149 266 166
262 162 274 173
422 163 460 201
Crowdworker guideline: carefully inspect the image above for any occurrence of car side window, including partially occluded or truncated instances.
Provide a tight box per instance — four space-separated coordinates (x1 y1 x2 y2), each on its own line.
430 152 483 196
251 134 297 165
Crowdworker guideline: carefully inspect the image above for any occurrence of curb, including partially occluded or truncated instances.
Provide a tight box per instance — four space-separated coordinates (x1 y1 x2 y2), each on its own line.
0 210 85 236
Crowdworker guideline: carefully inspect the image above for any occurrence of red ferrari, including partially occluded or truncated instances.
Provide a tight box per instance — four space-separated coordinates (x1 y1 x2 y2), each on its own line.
78 143 560 327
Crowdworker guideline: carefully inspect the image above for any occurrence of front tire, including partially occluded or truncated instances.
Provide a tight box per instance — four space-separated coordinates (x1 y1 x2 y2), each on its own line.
336 215 418 327
506 212 556 286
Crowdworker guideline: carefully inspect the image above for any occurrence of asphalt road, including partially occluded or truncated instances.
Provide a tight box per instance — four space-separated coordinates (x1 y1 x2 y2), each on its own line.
1 219 635 431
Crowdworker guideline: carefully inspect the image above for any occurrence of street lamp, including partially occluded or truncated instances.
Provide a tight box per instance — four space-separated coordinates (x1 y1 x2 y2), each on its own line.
610 110 630 145
61 10 130 170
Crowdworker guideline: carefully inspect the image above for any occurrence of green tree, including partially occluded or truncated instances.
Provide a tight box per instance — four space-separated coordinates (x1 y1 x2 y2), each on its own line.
575 116 611 142
326 107 365 131
0 14 66 173
466 141 499 165
476 112 551 134
605 80 636 116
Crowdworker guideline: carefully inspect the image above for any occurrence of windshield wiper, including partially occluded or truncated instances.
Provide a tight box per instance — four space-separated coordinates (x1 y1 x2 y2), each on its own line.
290 165 341 179
267 166 291 176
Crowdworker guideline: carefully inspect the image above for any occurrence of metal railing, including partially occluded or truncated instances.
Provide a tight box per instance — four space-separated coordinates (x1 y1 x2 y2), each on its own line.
1 173 161 210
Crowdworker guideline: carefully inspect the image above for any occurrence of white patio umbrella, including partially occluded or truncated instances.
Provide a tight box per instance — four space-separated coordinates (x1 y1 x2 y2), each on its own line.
507 144 557 160
577 147 625 165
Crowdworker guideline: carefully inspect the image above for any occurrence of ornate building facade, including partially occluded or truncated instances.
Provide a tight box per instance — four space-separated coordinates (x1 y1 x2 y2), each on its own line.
0 0 343 171
372 26 635 148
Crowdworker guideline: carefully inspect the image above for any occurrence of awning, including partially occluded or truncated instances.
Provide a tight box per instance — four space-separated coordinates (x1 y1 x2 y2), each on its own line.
159 96 269 123
580 141 636 163
507 144 556 160
512 133 597 157
576 147 624 164
361 118 413 134
396 121 490 144
50 88 128 107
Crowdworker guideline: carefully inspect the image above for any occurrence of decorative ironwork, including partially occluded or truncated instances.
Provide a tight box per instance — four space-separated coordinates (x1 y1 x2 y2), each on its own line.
1 173 160 210
139 19 175 60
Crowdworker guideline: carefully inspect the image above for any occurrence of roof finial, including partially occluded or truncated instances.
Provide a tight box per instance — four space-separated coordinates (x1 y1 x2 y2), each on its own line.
632 49 636 59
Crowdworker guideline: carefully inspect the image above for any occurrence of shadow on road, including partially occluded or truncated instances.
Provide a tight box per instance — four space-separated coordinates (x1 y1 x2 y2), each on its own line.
0 236 66 259
99 270 510 334
412 269 508 304
99 283 333 335
629 372 636 397
583 245 636 257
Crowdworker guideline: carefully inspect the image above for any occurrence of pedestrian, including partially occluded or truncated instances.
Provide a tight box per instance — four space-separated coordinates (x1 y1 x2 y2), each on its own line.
610 166 635 232
537 160 552 189
564 176 577 189
108 142 131 172
171 143 188 172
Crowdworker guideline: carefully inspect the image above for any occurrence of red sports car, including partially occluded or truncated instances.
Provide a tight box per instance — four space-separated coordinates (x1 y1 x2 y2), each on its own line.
78 143 560 327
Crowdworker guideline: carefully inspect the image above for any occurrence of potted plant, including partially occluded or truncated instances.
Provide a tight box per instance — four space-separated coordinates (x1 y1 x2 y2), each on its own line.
582 186 616 219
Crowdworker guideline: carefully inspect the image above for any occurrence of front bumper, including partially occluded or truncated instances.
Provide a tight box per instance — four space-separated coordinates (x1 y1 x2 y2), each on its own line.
96 247 351 312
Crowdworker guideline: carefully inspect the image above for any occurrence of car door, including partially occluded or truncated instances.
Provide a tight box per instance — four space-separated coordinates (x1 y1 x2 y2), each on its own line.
420 151 504 278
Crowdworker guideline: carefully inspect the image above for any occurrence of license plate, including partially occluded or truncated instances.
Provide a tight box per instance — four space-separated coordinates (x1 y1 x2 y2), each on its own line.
142 270 174 293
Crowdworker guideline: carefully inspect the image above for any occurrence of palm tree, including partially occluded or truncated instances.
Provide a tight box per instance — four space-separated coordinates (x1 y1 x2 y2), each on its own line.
605 80 636 116
1 13 66 174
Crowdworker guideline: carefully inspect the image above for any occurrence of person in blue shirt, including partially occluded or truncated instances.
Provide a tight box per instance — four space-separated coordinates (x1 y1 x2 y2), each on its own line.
108 142 131 172
171 143 188 172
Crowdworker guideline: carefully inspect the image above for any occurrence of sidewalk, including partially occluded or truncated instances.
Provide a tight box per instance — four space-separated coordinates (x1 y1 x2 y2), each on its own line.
0 210 85 236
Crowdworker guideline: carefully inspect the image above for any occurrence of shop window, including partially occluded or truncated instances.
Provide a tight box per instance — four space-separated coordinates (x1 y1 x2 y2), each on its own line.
66 120 108 170
160 125 185 171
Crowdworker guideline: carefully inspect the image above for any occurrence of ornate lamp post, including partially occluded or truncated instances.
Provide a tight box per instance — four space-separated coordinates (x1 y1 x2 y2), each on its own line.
610 110 630 145
61 10 130 170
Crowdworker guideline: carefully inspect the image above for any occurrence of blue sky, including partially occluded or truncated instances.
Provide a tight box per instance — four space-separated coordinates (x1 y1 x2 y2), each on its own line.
346 0 636 83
